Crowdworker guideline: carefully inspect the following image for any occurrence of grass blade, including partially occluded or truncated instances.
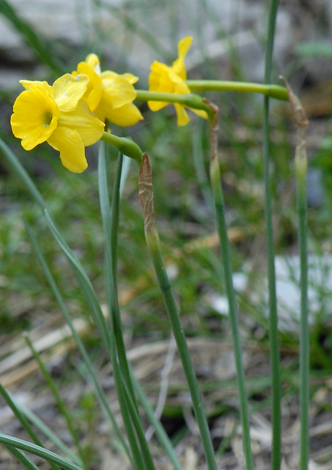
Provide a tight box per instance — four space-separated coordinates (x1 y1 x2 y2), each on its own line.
23 217 132 462
263 2 282 469
0 384 61 470
0 433 85 470
0 138 110 354
2 445 40 470
15 401 83 465
23 334 87 470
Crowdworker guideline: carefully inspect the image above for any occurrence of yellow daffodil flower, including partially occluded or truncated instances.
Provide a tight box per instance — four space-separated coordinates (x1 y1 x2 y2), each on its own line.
74 54 143 127
10 74 105 173
148 37 208 126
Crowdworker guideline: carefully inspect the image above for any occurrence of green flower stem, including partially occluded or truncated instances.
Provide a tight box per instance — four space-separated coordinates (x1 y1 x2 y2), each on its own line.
263 2 282 469
101 132 143 165
263 97 282 470
139 154 217 470
135 90 213 119
283 80 310 470
186 80 288 101
296 154 309 470
206 101 254 470
23 335 87 470
135 83 288 105
98 146 156 470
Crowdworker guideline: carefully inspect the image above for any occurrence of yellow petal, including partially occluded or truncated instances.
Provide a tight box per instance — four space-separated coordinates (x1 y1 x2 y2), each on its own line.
149 62 174 93
85 53 101 74
148 64 187 112
103 70 139 85
52 73 89 112
148 70 189 112
172 59 186 80
101 70 118 81
188 107 208 120
171 73 191 93
96 101 143 127
172 37 192 79
178 37 192 61
11 85 59 150
147 100 169 112
174 103 190 126
76 62 103 111
148 62 175 112
122 73 139 85
20 80 54 97
101 74 137 108
57 100 104 146
47 127 88 173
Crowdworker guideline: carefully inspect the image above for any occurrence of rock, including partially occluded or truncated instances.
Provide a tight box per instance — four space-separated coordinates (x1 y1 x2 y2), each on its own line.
0 0 330 90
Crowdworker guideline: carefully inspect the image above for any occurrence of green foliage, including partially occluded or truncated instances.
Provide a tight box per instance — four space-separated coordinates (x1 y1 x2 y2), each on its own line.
1 1 332 469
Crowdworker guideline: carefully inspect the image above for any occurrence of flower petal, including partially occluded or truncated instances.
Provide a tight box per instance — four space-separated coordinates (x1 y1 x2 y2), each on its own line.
85 53 101 74
174 103 190 126
20 80 54 97
100 70 118 81
148 62 176 111
11 85 59 150
122 73 139 85
101 70 139 85
52 73 89 112
96 100 143 127
47 127 88 173
148 100 169 112
101 73 137 108
188 107 208 120
57 100 105 146
172 37 192 79
178 37 192 62
149 62 174 93
171 73 191 93
76 62 103 111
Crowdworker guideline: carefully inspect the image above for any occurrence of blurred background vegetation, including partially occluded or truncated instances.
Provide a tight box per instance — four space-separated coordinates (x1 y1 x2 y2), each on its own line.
1 0 332 468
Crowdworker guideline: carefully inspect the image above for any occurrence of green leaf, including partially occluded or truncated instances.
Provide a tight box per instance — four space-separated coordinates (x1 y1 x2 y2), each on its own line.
0 433 84 470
